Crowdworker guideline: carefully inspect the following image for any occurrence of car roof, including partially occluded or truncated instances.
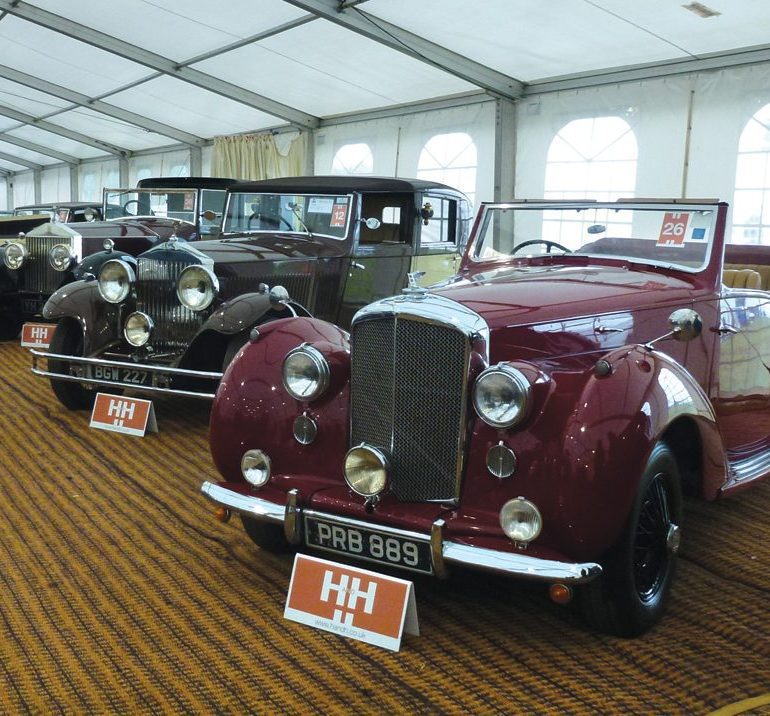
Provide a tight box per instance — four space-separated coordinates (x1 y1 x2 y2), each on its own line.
15 201 101 209
135 176 237 190
229 175 464 194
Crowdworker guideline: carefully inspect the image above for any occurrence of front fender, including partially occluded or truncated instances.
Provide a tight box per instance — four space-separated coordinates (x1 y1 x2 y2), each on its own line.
43 279 121 355
74 250 136 281
209 316 350 484
200 292 312 336
461 346 726 561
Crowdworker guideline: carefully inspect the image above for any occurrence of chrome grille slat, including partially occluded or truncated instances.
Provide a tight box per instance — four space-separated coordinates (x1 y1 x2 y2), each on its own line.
25 235 64 293
136 256 202 352
351 316 469 502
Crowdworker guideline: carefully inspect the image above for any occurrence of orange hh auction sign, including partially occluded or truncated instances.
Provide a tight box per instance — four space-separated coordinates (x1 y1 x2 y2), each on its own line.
21 322 54 349
89 393 158 437
284 554 419 652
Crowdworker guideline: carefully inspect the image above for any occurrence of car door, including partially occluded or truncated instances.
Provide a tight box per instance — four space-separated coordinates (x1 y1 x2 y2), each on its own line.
714 286 770 449
411 193 472 287
336 193 413 327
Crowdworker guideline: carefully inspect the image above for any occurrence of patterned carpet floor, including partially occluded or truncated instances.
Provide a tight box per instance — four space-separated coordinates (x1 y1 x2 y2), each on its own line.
0 341 768 714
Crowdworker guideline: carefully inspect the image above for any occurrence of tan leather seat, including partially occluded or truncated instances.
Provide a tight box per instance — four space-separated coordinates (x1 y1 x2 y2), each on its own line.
723 268 762 289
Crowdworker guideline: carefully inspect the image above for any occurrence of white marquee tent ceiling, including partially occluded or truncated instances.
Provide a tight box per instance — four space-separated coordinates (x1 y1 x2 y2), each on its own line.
0 0 768 174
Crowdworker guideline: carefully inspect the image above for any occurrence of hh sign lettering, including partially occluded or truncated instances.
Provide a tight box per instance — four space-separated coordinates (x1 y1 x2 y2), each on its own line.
21 323 53 348
89 393 157 436
284 554 418 651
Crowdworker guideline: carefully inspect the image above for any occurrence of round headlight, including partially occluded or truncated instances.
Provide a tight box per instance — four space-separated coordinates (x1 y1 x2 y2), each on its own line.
3 241 27 270
98 259 135 303
473 365 531 428
344 445 389 497
83 207 98 222
499 497 542 544
282 345 330 402
176 265 218 311
124 311 153 347
49 243 76 271
241 449 271 487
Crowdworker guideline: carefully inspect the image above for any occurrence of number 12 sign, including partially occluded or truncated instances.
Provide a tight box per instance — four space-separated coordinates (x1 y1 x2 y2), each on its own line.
657 212 690 246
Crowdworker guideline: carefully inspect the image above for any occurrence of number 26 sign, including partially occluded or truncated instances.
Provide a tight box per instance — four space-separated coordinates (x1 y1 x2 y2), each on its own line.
657 212 690 246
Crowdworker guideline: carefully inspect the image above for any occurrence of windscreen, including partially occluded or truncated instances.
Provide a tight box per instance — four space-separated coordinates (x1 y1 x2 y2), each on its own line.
223 192 352 239
474 204 717 272
103 189 198 222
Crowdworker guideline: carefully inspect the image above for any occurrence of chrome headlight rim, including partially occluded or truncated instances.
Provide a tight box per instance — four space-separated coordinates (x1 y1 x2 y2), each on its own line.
123 311 154 347
282 345 330 402
499 496 542 544
98 259 135 304
473 364 532 429
241 449 271 488
48 243 77 272
176 264 219 311
343 444 389 497
3 241 28 270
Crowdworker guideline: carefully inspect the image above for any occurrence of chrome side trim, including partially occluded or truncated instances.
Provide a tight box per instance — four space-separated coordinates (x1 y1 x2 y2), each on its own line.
200 483 602 584
729 449 770 484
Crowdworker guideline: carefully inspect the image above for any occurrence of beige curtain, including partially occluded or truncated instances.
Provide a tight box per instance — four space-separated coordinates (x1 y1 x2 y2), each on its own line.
211 131 307 180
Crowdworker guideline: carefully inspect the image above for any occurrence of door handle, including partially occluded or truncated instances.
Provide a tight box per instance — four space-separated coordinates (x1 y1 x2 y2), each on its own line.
712 324 739 335
351 262 365 270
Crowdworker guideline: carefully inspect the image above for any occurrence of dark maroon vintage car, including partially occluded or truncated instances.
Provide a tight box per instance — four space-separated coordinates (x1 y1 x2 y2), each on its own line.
201 198 770 636
0 177 234 340
33 176 471 409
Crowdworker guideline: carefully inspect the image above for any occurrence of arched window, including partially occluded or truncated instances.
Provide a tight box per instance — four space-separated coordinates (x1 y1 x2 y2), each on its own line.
417 132 477 206
332 143 373 175
544 117 637 200
732 103 770 244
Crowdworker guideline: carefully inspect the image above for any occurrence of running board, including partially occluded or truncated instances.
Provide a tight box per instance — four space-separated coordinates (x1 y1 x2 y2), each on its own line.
723 448 770 493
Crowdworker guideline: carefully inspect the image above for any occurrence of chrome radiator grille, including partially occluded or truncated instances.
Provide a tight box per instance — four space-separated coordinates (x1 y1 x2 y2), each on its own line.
350 316 469 502
25 235 65 293
136 256 204 352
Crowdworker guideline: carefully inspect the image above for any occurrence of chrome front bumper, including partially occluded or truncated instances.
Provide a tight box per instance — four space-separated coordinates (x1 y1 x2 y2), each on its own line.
200 482 602 584
31 349 223 400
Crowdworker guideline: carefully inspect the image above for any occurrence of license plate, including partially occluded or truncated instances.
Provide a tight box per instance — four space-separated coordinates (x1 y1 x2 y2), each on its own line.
84 364 152 386
304 515 433 574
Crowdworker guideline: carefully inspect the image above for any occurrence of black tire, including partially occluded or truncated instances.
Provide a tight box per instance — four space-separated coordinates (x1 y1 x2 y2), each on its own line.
241 515 291 553
579 441 683 637
48 320 99 410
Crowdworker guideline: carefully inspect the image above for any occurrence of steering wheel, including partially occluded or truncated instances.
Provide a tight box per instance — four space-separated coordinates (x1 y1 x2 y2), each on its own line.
510 239 570 255
122 199 154 216
248 212 293 230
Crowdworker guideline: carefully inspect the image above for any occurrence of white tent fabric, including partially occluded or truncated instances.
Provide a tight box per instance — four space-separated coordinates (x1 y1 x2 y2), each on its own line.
0 0 769 219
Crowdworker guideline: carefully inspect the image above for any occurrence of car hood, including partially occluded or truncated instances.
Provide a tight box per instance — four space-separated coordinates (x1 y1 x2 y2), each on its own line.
436 263 696 331
192 234 343 261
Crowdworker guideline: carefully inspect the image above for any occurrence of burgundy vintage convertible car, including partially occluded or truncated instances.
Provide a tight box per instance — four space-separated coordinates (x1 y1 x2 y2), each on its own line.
202 198 769 636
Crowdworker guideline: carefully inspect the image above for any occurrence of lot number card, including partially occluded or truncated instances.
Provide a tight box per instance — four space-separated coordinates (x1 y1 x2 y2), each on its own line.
21 323 54 349
284 553 419 652
90 393 158 437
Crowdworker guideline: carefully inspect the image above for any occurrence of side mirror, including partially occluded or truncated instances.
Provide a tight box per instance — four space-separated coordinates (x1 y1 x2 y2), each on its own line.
669 309 703 342
361 217 381 230
201 209 217 221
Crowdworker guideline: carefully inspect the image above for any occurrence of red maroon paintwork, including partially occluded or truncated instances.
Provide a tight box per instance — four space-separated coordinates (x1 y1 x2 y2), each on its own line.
208 199 770 567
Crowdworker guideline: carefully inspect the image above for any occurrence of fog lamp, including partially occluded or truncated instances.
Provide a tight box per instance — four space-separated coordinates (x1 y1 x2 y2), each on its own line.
293 414 317 445
499 496 542 545
343 445 388 497
3 241 27 270
486 442 516 478
241 449 271 487
124 311 153 347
